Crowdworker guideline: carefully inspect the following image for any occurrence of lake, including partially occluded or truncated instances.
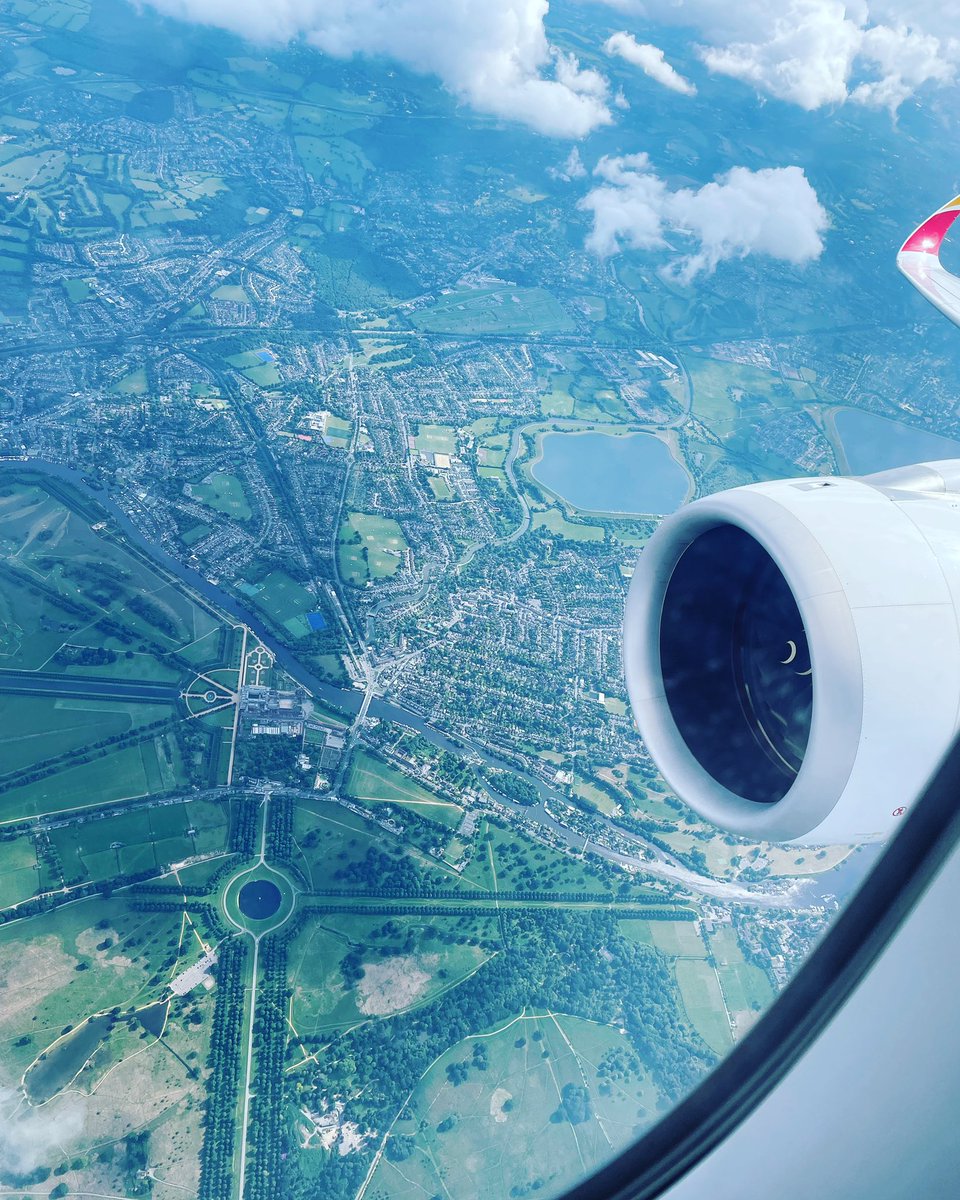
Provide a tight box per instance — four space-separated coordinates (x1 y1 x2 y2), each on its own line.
532 431 688 515
834 408 960 474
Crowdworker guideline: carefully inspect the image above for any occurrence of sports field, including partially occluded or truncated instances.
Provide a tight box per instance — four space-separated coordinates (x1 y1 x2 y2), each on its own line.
188 470 252 521
338 512 409 585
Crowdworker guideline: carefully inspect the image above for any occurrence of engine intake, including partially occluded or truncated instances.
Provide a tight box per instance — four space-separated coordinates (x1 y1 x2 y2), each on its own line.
623 462 960 844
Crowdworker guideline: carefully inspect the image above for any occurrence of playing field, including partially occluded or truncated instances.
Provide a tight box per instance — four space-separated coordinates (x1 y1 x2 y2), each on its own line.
188 470 252 521
337 512 409 585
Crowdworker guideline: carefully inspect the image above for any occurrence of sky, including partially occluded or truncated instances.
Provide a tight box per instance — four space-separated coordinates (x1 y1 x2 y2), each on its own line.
131 0 958 277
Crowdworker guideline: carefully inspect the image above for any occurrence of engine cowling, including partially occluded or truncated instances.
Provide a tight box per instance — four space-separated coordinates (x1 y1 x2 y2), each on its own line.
623 461 960 845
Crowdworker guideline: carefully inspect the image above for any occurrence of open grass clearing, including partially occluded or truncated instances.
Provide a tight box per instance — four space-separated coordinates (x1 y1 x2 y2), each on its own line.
187 470 252 521
338 512 408 586
365 1010 661 1200
346 749 463 828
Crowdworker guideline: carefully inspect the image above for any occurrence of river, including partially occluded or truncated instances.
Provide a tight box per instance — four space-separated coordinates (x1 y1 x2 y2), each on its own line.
2 458 829 909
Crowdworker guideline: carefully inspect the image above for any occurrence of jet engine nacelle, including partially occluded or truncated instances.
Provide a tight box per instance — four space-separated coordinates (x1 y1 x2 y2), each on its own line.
623 460 960 845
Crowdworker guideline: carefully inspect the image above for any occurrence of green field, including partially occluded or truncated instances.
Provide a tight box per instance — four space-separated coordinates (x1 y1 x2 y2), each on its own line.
240 569 318 638
708 926 775 1018
620 918 706 958
44 796 229 889
0 476 239 818
412 287 575 336
366 1010 662 1200
288 911 494 1036
674 960 732 1054
413 423 457 455
188 470 252 521
338 512 409 586
428 475 454 500
346 749 463 828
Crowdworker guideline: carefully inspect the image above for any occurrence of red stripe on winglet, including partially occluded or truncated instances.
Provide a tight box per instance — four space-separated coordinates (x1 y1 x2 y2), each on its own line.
901 208 960 254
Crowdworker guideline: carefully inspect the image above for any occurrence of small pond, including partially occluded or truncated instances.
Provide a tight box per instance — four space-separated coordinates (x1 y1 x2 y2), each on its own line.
238 879 282 919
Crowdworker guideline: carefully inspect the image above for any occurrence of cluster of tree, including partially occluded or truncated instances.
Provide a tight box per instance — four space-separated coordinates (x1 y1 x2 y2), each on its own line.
268 793 294 861
198 938 248 1200
556 1082 591 1125
307 903 694 922
119 1131 152 1196
127 593 178 640
482 768 540 806
232 735 302 785
229 794 260 856
52 644 119 667
293 908 714 1200
333 847 424 894
246 933 294 1200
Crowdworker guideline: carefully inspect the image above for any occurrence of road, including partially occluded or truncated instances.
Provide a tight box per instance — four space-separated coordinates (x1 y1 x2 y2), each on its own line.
232 791 269 1200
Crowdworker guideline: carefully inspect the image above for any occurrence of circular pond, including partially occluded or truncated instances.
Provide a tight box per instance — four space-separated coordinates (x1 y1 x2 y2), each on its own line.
238 879 282 919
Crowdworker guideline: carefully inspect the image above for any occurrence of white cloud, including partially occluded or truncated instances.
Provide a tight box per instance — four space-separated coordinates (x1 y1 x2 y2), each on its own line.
137 0 613 137
549 146 588 181
0 1088 84 1180
604 0 958 113
579 155 829 282
604 31 697 95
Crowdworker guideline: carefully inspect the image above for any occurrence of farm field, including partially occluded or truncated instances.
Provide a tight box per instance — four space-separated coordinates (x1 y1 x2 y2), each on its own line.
366 1010 662 1200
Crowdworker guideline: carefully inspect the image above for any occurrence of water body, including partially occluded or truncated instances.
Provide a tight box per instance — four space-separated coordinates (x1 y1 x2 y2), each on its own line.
25 1014 112 1103
2 460 805 909
532 431 688 515
834 408 960 474
239 879 282 919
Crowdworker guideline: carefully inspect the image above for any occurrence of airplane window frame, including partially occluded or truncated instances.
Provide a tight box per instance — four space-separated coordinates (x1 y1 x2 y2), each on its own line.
557 734 960 1200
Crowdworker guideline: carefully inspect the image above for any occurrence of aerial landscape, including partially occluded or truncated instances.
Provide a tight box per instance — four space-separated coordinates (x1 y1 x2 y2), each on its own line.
1 0 959 1196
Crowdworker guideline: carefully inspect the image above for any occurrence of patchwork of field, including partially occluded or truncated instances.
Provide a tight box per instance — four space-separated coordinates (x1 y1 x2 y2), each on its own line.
368 1010 662 1200
0 476 241 817
288 911 496 1037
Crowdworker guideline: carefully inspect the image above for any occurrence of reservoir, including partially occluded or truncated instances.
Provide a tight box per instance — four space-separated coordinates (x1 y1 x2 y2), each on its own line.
532 431 688 515
834 408 960 474
238 879 282 919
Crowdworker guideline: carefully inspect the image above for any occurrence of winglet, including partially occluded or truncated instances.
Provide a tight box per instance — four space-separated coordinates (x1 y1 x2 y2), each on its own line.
898 196 960 327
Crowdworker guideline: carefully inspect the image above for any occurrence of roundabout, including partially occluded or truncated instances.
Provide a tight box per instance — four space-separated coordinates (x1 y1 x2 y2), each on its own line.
222 862 296 935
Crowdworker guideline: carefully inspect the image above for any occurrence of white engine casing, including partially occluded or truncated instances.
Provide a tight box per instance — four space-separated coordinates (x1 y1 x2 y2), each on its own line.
623 461 960 845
